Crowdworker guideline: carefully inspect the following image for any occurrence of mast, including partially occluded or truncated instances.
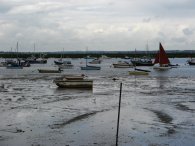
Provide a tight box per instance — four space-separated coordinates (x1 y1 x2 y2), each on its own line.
86 47 88 67
16 42 19 59
34 43 35 53
146 41 149 58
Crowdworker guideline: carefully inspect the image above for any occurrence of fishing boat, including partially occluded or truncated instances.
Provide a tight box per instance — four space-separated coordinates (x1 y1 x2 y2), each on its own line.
54 75 93 88
187 58 195 65
153 43 172 70
38 68 62 73
113 61 133 68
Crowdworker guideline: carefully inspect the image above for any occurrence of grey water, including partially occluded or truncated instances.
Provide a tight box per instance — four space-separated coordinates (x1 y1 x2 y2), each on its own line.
0 58 195 146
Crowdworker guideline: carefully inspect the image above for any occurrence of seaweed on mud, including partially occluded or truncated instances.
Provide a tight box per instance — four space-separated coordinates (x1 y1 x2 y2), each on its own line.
49 112 97 129
0 128 25 133
175 103 194 112
0 135 10 141
151 110 173 124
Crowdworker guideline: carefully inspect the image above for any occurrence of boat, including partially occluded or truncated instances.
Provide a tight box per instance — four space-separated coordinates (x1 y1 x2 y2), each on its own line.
58 63 73 69
153 43 172 70
113 61 133 68
56 60 73 69
0 62 7 67
6 61 23 69
129 70 149 75
38 68 62 73
81 65 101 70
81 54 101 70
54 75 93 88
131 44 153 66
134 68 151 72
129 67 150 75
89 58 101 64
26 55 47 64
54 59 64 65
187 58 195 65
131 57 154 66
6 42 23 69
26 44 47 64
62 74 85 80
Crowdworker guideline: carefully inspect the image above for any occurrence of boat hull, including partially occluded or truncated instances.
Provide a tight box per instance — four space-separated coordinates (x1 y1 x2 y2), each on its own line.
129 71 149 75
58 64 73 69
81 66 101 70
6 63 23 69
28 60 47 64
113 64 133 68
38 69 61 73
153 66 171 70
131 62 154 66
54 80 93 88
188 61 195 65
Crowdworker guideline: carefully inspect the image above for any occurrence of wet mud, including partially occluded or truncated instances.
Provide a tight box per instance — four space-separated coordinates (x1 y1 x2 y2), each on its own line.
0 58 195 146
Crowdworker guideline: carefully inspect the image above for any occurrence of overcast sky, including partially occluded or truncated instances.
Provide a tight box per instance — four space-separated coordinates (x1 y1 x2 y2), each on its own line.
0 0 195 52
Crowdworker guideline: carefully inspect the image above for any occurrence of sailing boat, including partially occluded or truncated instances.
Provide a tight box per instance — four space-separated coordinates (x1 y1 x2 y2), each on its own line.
6 42 23 69
153 43 171 70
131 44 154 66
80 48 101 70
81 55 101 70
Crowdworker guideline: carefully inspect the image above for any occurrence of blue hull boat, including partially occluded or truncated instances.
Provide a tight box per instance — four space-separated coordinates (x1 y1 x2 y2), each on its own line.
81 65 101 70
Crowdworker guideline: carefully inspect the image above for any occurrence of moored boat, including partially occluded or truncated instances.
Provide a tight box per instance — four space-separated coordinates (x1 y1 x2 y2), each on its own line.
26 55 47 64
113 61 133 68
38 68 62 73
54 75 93 88
81 65 101 70
153 43 172 70
81 54 101 70
187 58 195 65
6 62 23 69
131 57 154 66
0 62 7 67
58 64 73 69
89 58 101 64
57 60 73 69
129 71 149 75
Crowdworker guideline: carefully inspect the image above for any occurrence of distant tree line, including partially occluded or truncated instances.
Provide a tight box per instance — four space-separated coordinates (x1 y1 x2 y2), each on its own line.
0 51 194 59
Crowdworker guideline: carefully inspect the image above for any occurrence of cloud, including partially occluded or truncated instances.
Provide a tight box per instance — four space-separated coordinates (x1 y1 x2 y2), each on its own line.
0 0 195 51
183 28 194 35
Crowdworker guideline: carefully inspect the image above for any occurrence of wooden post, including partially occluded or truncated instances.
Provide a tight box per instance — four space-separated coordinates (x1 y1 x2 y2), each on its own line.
116 82 122 146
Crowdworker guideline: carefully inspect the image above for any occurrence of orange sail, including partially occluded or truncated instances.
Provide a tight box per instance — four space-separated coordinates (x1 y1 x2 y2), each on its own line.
154 43 170 66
